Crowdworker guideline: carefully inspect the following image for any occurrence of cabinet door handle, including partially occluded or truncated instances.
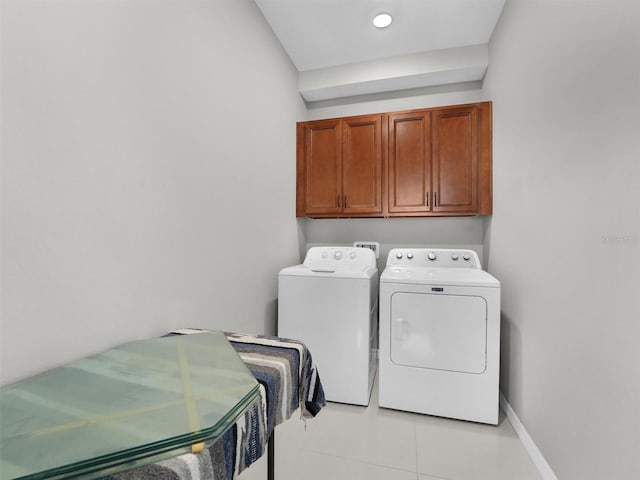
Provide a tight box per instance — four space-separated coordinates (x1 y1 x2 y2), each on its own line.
337 194 341 208
426 192 429 207
343 195 347 208
434 192 437 207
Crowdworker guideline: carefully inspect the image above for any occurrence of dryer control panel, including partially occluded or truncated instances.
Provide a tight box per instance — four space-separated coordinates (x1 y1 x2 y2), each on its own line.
386 248 481 269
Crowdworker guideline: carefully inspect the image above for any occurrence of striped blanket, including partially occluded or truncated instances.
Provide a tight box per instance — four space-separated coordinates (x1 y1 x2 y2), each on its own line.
103 330 325 480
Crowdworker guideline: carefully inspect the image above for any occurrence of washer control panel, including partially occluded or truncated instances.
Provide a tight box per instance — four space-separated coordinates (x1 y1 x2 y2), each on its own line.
304 246 377 271
386 248 481 269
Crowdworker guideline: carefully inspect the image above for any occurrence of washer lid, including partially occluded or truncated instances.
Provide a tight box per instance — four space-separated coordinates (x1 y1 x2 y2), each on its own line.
279 246 377 279
381 266 499 287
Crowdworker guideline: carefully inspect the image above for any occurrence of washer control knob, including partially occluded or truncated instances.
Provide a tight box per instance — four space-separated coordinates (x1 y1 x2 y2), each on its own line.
334 251 343 260
407 252 414 259
427 251 437 261
451 254 459 261
321 251 328 258
463 254 471 261
396 251 403 259
350 251 356 259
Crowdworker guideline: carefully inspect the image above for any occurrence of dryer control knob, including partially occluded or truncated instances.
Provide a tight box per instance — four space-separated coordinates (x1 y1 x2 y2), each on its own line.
334 251 343 260
427 252 437 261
451 254 459 261
407 252 414 259
350 251 356 259
463 254 471 261
396 252 403 259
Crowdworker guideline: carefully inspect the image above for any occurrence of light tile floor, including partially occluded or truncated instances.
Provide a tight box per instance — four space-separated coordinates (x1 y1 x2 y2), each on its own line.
239 377 542 480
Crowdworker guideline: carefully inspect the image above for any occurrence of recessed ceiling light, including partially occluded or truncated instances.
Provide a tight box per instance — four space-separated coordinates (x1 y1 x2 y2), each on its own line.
373 13 392 29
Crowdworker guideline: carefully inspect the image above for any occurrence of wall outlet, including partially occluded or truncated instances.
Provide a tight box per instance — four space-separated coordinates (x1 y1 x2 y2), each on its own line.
353 241 380 258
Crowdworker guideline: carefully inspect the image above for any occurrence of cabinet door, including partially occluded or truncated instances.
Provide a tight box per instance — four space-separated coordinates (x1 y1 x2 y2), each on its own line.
303 119 342 215
342 115 383 215
432 106 478 213
388 112 432 213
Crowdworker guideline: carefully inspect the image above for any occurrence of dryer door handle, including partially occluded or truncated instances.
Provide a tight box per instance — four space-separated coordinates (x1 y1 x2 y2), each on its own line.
394 318 407 341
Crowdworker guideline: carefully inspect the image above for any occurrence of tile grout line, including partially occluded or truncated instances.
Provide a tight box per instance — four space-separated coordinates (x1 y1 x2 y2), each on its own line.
412 421 456 480
290 445 420 475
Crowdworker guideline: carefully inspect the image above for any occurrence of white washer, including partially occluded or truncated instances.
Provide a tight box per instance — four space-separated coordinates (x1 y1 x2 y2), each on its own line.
379 248 501 424
278 246 378 406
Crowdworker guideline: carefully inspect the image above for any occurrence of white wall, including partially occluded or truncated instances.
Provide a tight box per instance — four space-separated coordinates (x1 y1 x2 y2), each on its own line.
483 1 640 478
0 0 305 386
305 217 485 273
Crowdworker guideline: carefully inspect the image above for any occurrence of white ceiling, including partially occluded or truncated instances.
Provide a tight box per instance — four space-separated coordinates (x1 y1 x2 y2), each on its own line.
254 0 505 101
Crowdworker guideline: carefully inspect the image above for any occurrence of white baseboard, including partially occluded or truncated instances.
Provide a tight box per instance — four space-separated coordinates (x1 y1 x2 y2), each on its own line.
500 392 558 480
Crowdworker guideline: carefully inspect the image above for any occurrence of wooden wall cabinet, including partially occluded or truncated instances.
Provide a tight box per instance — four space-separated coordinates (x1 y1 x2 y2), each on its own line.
297 102 492 218
387 110 432 214
296 114 383 217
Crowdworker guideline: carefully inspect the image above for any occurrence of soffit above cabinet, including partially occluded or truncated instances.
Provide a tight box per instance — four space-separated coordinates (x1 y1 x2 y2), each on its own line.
254 0 505 101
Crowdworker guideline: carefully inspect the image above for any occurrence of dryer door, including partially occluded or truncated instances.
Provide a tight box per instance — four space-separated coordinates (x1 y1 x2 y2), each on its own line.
390 292 487 374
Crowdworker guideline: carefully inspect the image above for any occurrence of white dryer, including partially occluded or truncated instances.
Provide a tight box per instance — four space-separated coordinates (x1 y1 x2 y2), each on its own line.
378 248 500 424
278 247 378 406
